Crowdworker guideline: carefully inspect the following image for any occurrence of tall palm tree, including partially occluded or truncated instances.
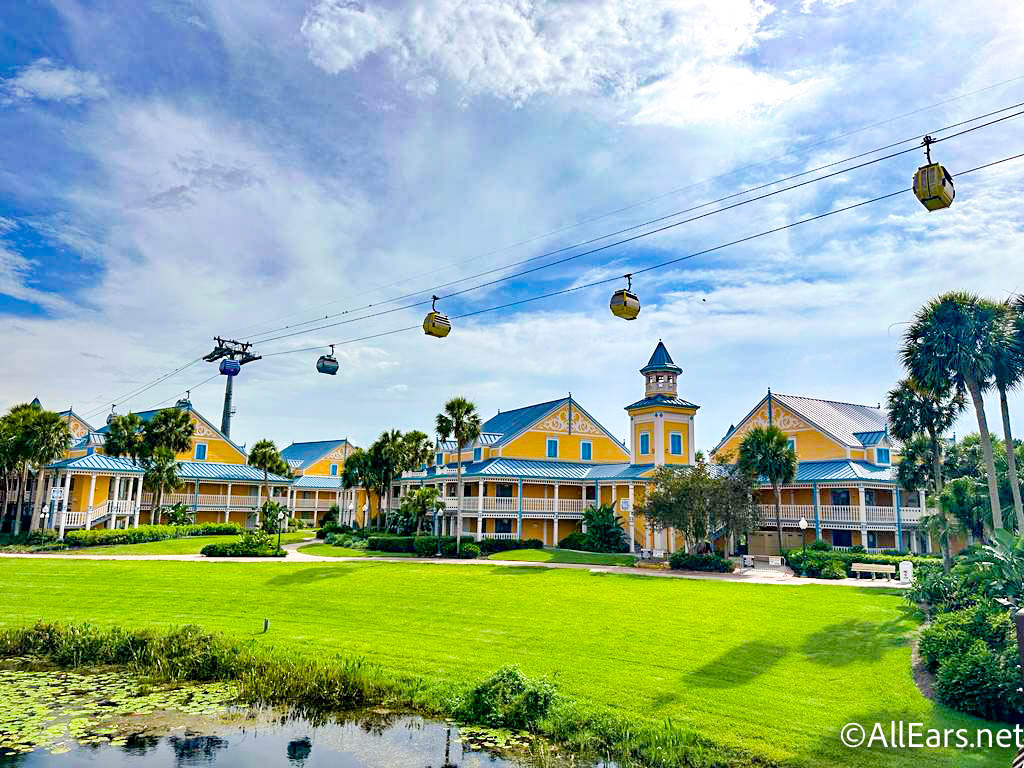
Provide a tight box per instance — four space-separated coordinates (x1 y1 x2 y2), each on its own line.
369 430 404 530
435 397 482 552
886 378 963 495
921 494 968 574
341 448 377 527
738 425 796 554
143 407 195 457
3 403 72 534
401 430 434 472
104 412 147 464
902 292 1005 531
0 417 16 530
25 410 73 533
144 446 181 524
993 301 1024 530
247 439 288 507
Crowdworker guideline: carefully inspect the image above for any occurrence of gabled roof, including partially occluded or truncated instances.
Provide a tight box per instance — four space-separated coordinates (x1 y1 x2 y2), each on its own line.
70 432 106 451
57 409 95 432
480 397 569 444
640 340 682 375
95 403 246 457
853 430 888 447
280 439 350 470
773 394 891 448
625 394 700 411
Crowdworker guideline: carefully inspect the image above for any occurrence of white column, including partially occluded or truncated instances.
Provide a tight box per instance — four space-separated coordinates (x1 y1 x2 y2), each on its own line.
919 489 926 511
313 491 320 525
224 482 232 523
858 486 868 548
112 476 123 521
687 414 695 466
32 471 48 531
628 485 635 553
668 526 675 554
654 412 665 466
85 473 97 530
58 471 72 539
476 480 484 541
553 483 560 544
131 477 141 527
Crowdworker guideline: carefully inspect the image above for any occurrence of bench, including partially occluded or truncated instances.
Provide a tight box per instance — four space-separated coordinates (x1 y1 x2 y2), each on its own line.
742 555 786 569
851 562 897 580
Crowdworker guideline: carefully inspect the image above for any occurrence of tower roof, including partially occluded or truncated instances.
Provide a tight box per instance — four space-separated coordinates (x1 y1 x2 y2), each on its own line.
640 340 681 375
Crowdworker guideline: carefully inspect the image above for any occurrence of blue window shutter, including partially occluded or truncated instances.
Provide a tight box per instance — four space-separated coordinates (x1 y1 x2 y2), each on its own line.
640 433 650 455
195 444 207 461
330 464 338 476
435 452 443 466
581 442 592 460
547 439 558 458
670 433 682 455
474 448 482 462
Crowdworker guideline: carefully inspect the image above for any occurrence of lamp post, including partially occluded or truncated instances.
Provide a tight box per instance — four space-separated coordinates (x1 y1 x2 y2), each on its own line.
276 510 285 550
798 516 808 576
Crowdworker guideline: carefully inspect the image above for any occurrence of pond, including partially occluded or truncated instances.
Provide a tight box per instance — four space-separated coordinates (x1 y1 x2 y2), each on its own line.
0 665 615 768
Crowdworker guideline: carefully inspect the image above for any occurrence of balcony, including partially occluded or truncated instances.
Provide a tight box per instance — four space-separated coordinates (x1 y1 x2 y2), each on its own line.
141 492 264 510
757 504 932 530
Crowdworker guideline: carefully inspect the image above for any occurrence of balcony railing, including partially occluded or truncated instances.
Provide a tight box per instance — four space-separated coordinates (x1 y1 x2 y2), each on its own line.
141 492 265 509
757 504 935 529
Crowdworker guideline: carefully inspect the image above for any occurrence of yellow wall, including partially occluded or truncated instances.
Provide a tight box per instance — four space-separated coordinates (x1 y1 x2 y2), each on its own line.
663 420 689 464
176 412 247 464
714 399 847 462
500 430 627 462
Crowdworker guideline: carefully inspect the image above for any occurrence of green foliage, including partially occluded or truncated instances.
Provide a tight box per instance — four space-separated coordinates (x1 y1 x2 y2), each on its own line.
668 552 735 572
400 430 434 472
933 640 1024 722
784 549 941 578
460 543 481 559
367 535 417 552
143 445 181 511
163 501 194 526
886 378 963 494
477 538 544 555
397 486 444 535
962 528 1024 608
411 535 473 556
557 530 589 551
316 522 352 540
320 505 339 527
581 504 629 553
808 539 833 551
460 665 556 730
819 560 848 580
849 545 866 553
259 501 290 533
103 412 147 463
937 476 990 540
64 523 240 548
201 529 284 557
905 569 982 615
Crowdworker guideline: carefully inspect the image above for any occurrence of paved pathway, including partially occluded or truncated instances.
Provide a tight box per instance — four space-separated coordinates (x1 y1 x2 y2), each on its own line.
0 539 908 589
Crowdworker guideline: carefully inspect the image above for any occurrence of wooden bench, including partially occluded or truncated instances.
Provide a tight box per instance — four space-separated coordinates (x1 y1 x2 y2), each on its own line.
851 562 896 580
742 554 786 569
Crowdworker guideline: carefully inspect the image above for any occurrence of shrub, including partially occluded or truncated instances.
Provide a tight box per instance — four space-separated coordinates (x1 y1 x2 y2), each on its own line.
64 523 241 548
478 538 544 555
819 560 848 580
412 536 475 556
366 536 416 553
460 665 556 730
201 530 284 557
460 543 481 559
919 603 1013 671
906 569 982 615
164 502 194 526
320 505 340 528
668 552 734 573
934 640 1024 721
849 545 866 553
784 549 941 579
558 531 590 551
809 539 833 552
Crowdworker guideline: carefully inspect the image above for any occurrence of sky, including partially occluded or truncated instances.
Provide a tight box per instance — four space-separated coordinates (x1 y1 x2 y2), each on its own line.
2 0 1024 454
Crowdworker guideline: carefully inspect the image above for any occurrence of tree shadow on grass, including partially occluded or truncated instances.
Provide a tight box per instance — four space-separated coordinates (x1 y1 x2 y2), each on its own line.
484 566 553 577
266 564 359 587
685 640 790 689
801 618 910 666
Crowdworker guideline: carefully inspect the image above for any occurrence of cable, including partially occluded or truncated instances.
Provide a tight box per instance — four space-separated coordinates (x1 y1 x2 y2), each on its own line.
228 73 1024 339
81 357 204 420
258 150 1024 359
244 105 1024 345
251 111 1024 348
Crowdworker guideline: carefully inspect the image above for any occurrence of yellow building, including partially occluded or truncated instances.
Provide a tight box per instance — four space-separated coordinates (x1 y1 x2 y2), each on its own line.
36 398 292 535
712 391 934 555
280 439 376 527
395 342 698 552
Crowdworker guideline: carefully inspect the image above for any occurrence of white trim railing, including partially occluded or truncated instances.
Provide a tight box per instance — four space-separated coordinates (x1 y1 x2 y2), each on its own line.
142 492 262 509
482 531 519 540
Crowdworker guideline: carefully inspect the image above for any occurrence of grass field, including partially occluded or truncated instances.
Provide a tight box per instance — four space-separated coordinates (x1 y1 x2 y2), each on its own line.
298 543 417 558
487 547 637 566
0 558 1009 768
57 531 314 555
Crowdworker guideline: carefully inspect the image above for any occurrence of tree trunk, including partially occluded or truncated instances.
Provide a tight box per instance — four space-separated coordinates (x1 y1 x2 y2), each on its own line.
156 488 164 525
965 377 1004 532
456 464 463 554
774 483 783 554
941 535 952 574
926 425 944 496
999 386 1024 531
13 465 28 535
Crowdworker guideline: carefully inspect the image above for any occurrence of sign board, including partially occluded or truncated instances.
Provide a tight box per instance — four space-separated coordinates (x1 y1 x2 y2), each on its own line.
49 487 64 501
619 499 631 512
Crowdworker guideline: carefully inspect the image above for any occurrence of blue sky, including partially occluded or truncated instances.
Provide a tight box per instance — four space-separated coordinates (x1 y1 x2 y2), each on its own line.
2 0 1023 453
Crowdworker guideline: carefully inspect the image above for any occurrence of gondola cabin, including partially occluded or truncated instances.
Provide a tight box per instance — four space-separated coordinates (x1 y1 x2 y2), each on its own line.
610 288 641 320
316 354 339 375
913 163 954 211
219 359 241 376
423 311 451 338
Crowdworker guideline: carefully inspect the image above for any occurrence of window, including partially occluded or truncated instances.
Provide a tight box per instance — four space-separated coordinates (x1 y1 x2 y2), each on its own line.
832 530 853 548
496 483 515 498
473 447 482 462
580 441 592 461
495 519 513 534
864 489 876 506
830 489 850 506
435 452 443 466
669 432 682 455
786 437 796 453
546 438 558 458
194 443 207 461
867 532 878 549
330 464 338 476
639 432 650 455
876 448 890 465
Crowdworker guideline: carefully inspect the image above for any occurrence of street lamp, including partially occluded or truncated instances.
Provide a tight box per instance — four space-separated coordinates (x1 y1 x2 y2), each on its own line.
276 510 285 550
798 516 809 575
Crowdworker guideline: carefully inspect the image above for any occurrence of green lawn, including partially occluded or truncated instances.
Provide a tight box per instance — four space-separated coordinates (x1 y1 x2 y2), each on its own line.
58 531 314 556
487 547 637 566
0 559 1009 768
298 543 417 558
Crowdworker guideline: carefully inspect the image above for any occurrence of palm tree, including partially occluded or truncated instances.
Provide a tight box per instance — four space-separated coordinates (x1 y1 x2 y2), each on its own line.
902 292 1005 531
143 407 195 457
3 403 72 534
368 430 404 530
104 412 147 464
921 497 968 574
992 301 1024 530
341 448 377 527
247 439 288 508
738 425 797 554
435 397 482 552
886 378 962 496
144 446 181 524
25 410 73 533
401 430 434 472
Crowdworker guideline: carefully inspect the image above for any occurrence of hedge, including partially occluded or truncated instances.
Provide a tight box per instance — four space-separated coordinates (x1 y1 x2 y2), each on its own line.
201 530 285 558
412 536 476 557
669 552 735 573
64 523 242 548
478 538 544 555
784 549 941 578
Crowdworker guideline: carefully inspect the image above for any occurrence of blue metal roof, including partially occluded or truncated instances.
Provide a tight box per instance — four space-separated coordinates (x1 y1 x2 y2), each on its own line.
791 460 897 484
480 398 567 444
640 341 682 374
280 439 349 469
175 462 292 483
853 431 887 447
457 457 656 481
293 474 343 489
624 394 700 411
47 454 145 473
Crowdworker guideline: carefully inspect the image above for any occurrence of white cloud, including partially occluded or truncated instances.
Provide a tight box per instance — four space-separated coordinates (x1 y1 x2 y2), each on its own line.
2 58 107 103
301 0 781 108
0 243 70 313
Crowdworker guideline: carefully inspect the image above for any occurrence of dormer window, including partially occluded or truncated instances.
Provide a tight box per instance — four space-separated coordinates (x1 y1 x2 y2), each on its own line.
876 448 890 465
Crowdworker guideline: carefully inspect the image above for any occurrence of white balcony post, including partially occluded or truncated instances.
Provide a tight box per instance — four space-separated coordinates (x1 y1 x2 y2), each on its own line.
553 483 560 544
58 471 71 539
131 477 141 527
32 470 48 531
112 475 122 520
476 480 484 541
858 486 868 547
225 482 233 523
628 484 635 553
85 473 97 530
918 489 926 510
